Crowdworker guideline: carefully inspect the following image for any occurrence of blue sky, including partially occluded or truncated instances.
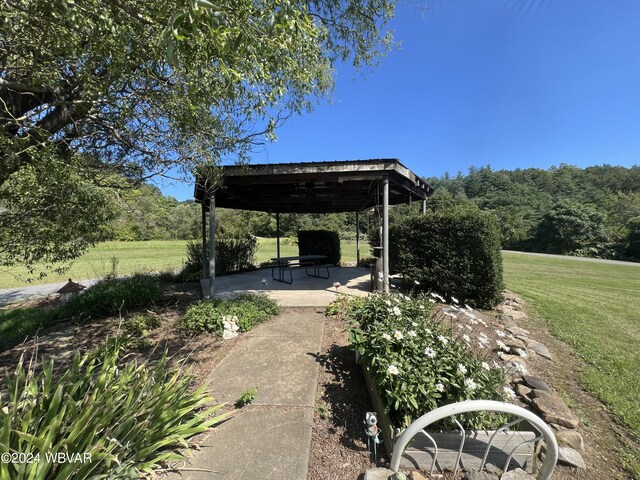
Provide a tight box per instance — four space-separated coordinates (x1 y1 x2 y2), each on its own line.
161 0 640 200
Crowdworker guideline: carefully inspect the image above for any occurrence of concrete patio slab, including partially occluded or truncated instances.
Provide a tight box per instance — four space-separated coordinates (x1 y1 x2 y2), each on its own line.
202 266 372 307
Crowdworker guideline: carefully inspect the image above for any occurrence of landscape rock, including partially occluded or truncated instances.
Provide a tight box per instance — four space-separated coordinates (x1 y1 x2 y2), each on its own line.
485 464 503 476
506 325 530 337
409 472 428 480
464 471 498 480
364 468 395 480
531 390 580 428
557 446 587 469
515 384 532 401
496 314 518 328
521 375 549 391
499 306 527 320
526 341 552 359
555 430 585 452
500 468 536 479
504 336 527 350
499 354 527 365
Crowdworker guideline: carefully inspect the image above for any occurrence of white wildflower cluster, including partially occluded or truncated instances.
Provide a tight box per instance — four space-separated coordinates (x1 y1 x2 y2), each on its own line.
495 329 506 337
477 333 490 349
481 361 491 371
457 363 468 375
391 306 402 316
429 292 446 303
382 333 392 341
464 377 477 391
424 347 436 358
495 340 509 351
515 348 528 358
435 382 445 392
438 335 449 346
503 386 516 399
408 330 417 337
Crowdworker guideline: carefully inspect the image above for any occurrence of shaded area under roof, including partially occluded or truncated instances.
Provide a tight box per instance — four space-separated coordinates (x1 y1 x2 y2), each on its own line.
194 159 433 213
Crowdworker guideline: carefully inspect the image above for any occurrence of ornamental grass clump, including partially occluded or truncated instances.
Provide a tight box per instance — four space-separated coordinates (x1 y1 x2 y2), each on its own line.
0 340 226 479
344 294 507 429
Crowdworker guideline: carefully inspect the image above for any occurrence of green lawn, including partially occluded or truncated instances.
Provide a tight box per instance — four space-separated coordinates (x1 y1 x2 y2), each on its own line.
0 239 363 289
502 252 640 443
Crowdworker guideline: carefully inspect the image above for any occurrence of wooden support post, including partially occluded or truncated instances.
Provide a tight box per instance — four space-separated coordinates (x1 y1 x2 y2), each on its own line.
383 177 389 293
208 193 216 299
276 212 281 258
201 202 208 278
356 210 360 266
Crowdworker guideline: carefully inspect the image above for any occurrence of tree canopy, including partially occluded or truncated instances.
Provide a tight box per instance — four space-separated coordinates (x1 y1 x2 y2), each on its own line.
0 0 395 273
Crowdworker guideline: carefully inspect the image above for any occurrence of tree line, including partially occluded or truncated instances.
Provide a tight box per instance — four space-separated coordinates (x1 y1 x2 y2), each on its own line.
425 164 640 260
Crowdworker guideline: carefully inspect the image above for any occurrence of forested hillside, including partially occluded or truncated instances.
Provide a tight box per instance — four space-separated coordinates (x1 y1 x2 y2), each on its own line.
426 164 640 259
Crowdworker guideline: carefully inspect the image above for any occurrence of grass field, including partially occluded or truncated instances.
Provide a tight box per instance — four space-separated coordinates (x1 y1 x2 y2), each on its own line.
0 239 363 289
502 252 640 445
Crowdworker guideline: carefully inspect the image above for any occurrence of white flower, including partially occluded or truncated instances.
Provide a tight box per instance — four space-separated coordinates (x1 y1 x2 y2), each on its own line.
411 321 418 327
392 306 402 316
393 330 404 340
385 300 391 306
496 340 508 351
451 296 459 304
503 386 516 399
428 298 436 304
387 365 399 375
408 330 417 337
435 382 445 392
382 333 392 341
481 361 490 371
424 347 436 358
458 363 468 375
438 335 448 345
462 334 471 343
464 377 477 390
495 329 506 338
515 348 528 358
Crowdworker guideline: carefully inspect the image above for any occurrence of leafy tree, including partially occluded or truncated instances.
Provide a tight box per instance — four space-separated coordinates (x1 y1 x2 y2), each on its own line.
535 200 610 255
627 217 640 259
1 0 396 274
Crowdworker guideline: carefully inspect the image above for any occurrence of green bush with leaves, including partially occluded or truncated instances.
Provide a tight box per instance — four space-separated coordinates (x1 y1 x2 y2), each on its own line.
179 295 280 335
55 274 161 321
298 230 341 265
390 208 504 308
0 340 226 479
342 294 507 429
183 234 257 279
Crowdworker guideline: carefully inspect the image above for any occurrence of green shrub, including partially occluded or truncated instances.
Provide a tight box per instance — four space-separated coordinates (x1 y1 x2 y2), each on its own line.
55 274 161 320
391 208 504 308
179 295 280 335
184 234 257 277
298 230 341 265
342 294 507 429
0 340 226 479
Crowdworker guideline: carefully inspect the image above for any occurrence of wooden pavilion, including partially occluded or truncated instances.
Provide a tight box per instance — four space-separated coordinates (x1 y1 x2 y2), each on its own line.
194 159 433 297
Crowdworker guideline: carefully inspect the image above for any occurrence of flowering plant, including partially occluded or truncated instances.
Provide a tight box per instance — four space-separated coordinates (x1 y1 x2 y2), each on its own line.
344 294 508 429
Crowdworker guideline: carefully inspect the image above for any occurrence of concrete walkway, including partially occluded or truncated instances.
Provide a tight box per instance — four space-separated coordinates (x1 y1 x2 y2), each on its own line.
168 308 325 480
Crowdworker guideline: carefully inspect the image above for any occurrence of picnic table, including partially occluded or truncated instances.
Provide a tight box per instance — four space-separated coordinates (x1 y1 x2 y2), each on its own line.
270 255 330 284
